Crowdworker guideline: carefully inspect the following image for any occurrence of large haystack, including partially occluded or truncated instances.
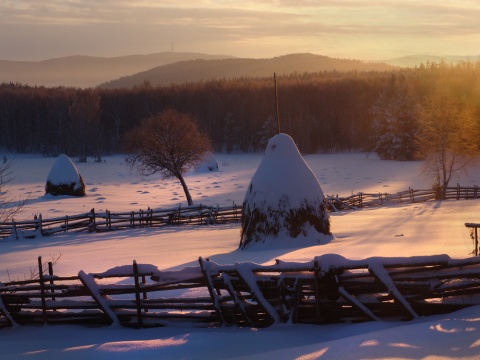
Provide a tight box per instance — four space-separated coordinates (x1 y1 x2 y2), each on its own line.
45 154 86 196
239 133 331 249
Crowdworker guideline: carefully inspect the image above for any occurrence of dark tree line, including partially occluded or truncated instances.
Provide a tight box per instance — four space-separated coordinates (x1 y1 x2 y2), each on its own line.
1 62 480 159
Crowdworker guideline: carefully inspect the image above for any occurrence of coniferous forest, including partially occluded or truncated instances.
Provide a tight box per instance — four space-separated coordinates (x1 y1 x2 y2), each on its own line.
1 60 480 159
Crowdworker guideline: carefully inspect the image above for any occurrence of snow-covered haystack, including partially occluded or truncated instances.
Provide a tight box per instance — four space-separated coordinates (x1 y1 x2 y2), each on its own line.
45 154 86 196
194 151 219 173
239 133 331 249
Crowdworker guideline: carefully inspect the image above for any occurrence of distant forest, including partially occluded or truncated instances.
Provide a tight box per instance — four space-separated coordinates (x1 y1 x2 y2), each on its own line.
1 60 479 158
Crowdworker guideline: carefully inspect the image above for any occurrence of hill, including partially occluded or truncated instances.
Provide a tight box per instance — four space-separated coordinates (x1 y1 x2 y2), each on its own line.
0 52 233 88
99 53 396 89
3 51 478 88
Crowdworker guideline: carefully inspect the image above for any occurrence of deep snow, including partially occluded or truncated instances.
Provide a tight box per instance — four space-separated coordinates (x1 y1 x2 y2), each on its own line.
1 151 480 359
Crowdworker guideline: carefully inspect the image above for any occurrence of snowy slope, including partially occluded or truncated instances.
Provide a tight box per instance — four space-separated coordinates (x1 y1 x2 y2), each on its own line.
1 152 480 359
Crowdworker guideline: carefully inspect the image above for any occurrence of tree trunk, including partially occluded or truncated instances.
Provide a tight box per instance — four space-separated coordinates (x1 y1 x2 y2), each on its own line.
177 173 193 206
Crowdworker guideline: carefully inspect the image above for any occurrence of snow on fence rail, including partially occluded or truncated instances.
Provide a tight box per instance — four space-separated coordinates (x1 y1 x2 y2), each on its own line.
2 254 480 329
0 203 242 239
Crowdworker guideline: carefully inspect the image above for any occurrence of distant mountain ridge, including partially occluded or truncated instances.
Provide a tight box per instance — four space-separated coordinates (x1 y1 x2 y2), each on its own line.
383 54 480 67
0 52 233 88
99 53 395 89
3 51 477 89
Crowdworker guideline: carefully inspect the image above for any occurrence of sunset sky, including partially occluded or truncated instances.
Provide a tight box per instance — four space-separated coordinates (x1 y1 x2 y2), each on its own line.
1 0 479 61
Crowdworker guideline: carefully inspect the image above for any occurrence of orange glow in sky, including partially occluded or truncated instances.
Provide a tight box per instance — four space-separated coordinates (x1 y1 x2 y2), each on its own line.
0 1 479 61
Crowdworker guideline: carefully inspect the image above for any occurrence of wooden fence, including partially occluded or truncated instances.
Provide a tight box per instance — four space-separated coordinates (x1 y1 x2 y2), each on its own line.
2 184 480 239
2 254 480 329
326 184 480 212
0 203 242 239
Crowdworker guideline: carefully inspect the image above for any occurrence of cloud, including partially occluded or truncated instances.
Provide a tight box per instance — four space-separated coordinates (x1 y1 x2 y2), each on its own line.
1 0 479 60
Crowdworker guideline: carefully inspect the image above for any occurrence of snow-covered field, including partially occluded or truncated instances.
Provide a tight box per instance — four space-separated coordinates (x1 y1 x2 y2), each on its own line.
1 151 480 359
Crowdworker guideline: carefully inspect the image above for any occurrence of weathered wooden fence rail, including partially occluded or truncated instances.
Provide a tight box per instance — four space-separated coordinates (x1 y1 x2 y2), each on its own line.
2 254 480 329
0 203 242 239
2 184 480 239
326 184 480 212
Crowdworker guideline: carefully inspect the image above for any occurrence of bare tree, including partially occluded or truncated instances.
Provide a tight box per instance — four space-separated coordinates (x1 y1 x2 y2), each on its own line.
125 109 212 206
0 157 27 223
418 85 479 199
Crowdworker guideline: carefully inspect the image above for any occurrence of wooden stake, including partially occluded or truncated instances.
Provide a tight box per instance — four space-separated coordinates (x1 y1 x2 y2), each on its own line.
38 256 47 323
133 260 143 328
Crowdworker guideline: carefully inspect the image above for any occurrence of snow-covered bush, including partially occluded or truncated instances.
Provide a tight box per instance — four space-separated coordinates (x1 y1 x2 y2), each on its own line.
239 133 331 249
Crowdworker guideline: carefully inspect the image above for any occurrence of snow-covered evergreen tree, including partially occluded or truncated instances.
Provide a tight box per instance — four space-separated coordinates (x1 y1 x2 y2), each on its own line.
371 74 420 161
222 112 241 153
257 115 278 150
239 133 331 249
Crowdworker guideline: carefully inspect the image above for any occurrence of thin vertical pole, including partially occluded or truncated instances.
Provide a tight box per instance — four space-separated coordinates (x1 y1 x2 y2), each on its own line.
38 256 47 323
48 262 56 303
476 227 478 256
133 260 143 328
274 72 281 134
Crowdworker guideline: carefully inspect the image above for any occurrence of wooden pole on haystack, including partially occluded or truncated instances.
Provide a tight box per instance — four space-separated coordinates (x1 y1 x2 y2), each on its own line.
274 72 281 134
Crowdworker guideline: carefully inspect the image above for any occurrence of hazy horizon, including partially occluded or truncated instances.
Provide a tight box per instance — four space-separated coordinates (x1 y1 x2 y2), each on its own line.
1 1 479 62
1 50 479 64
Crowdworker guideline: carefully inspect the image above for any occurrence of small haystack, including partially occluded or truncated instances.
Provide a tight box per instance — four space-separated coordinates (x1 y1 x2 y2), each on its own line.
45 154 86 196
239 133 331 249
194 151 219 173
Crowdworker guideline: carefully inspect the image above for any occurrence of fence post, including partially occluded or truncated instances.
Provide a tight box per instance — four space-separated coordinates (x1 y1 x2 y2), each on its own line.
141 275 148 309
38 214 43 236
457 183 460 200
48 261 56 304
89 208 96 232
38 256 47 323
133 260 143 328
11 219 17 240
107 210 112 231
476 227 479 256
